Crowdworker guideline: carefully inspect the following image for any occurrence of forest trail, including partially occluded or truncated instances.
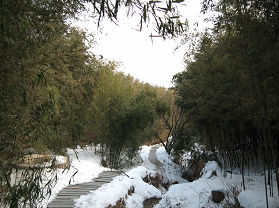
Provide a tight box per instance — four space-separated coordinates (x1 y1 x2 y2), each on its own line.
148 144 162 168
47 145 162 208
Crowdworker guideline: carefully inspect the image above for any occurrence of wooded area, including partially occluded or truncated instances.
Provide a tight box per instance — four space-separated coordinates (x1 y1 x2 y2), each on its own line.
172 0 279 199
0 0 182 206
1 0 278 207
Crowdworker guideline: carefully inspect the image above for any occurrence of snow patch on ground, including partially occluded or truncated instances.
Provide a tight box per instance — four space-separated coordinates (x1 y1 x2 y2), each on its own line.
75 164 160 208
43 144 279 208
55 155 67 164
200 161 221 179
140 145 156 170
155 159 279 208
238 189 279 208
154 177 228 208
156 146 187 184
41 146 108 207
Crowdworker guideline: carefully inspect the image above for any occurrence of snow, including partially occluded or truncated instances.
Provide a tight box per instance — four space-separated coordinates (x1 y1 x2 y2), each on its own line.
180 142 212 169
156 146 187 184
155 177 228 208
75 146 161 208
156 159 279 208
140 145 156 170
65 147 108 183
238 190 279 208
155 183 200 208
55 155 67 164
125 167 161 207
42 144 279 208
75 166 161 208
41 145 108 207
200 161 221 179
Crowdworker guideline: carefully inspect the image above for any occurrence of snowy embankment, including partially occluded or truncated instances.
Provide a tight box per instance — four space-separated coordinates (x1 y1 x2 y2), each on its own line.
75 145 162 208
155 149 279 208
156 146 187 184
43 144 279 208
74 145 188 208
41 146 108 207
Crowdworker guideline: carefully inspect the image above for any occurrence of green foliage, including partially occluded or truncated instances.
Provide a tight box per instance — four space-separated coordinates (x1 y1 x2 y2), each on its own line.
0 23 93 205
0 0 183 205
85 0 187 38
174 0 279 194
86 69 169 168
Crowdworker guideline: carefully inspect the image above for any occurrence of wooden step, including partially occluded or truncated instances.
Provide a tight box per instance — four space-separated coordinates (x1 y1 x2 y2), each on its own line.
47 171 119 208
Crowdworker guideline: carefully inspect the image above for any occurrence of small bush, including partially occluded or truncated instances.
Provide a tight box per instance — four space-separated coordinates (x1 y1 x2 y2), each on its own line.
142 173 165 189
101 159 108 167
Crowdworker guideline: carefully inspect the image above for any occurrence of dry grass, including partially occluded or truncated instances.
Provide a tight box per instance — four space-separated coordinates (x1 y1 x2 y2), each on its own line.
142 173 164 189
106 198 125 208
106 186 135 208
144 138 161 146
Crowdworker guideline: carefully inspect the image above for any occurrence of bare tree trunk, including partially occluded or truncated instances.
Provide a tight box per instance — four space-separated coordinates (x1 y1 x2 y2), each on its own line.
263 160 269 208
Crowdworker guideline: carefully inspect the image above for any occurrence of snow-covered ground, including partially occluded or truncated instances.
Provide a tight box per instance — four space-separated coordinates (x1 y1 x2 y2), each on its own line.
156 146 187 184
155 156 279 208
75 145 162 208
41 146 108 207
75 165 161 207
43 144 279 208
74 145 188 208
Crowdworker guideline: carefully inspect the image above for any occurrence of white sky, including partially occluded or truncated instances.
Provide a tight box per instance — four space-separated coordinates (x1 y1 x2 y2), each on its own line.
75 0 209 88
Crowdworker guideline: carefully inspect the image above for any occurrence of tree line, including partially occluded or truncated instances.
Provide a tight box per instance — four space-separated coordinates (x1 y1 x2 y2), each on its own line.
172 0 279 200
2 0 278 206
0 0 181 206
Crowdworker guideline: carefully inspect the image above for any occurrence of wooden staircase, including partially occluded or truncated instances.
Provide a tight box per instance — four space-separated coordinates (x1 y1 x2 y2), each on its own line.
47 171 120 208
